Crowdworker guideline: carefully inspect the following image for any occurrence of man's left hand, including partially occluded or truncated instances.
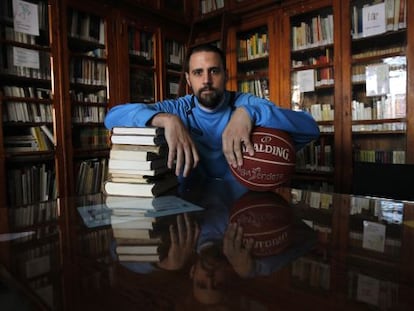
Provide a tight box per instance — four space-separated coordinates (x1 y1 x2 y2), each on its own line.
222 107 254 168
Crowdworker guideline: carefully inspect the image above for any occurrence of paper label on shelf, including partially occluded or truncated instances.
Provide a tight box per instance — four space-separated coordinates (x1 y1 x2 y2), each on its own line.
365 64 389 96
362 220 386 252
13 46 40 69
13 0 40 36
297 69 315 92
362 2 386 37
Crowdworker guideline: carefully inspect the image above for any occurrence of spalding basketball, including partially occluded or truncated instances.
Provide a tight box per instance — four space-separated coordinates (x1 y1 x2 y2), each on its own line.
229 191 292 257
230 127 296 191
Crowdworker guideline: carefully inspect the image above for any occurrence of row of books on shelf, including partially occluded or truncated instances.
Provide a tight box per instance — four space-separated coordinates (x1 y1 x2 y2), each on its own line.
9 201 59 228
3 126 54 152
353 149 405 164
3 102 53 123
74 127 110 149
7 163 57 206
292 49 332 68
128 29 154 60
309 103 334 122
295 143 334 173
75 158 108 195
67 8 105 44
165 40 185 66
352 62 406 84
237 79 269 100
291 13 334 51
351 96 406 121
3 26 48 46
200 0 224 15
351 0 406 39
352 122 406 133
237 32 269 61
1 86 51 99
72 106 106 124
70 90 107 103
69 59 107 86
0 46 51 80
353 46 405 60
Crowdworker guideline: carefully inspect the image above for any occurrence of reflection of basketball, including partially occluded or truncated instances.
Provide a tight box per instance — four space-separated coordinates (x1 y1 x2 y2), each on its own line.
229 191 293 257
230 127 296 191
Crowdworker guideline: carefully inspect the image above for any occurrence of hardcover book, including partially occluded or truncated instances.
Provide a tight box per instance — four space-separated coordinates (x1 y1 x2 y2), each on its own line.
103 175 178 197
108 157 167 171
109 147 167 161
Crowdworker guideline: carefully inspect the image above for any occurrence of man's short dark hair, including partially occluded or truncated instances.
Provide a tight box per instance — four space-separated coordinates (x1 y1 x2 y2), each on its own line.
184 44 226 73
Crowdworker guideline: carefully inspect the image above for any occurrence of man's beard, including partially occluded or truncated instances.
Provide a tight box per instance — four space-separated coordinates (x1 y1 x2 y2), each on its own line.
195 87 224 109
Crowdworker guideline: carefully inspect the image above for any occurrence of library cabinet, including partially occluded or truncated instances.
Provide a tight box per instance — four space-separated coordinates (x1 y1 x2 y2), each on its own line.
1 0 414 210
279 0 342 193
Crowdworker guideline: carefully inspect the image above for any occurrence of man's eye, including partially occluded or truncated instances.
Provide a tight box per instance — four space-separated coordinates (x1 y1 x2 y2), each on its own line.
211 69 220 75
193 71 202 76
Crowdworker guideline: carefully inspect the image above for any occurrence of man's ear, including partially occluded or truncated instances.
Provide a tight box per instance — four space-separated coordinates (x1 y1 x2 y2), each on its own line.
185 72 191 87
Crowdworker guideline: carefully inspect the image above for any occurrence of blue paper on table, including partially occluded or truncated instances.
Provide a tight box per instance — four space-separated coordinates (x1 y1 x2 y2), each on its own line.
144 195 204 217
77 204 112 228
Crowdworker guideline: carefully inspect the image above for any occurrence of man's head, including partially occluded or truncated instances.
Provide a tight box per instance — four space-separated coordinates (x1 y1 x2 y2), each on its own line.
184 44 228 109
189 243 236 305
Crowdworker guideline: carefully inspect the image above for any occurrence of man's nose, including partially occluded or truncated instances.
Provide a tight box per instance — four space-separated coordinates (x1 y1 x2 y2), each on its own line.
202 72 212 84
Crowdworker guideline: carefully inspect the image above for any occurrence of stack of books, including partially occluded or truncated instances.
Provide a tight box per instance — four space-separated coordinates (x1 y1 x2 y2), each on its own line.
104 126 178 197
105 195 204 262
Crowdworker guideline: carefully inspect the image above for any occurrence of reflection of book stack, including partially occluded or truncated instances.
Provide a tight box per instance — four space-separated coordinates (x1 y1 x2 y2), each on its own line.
104 127 178 197
112 213 171 262
108 195 204 262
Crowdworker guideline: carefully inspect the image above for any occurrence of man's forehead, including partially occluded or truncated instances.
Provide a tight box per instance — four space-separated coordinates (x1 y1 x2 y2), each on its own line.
189 51 222 68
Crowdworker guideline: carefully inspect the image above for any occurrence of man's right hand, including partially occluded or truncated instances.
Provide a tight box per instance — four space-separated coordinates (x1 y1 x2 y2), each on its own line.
150 113 199 177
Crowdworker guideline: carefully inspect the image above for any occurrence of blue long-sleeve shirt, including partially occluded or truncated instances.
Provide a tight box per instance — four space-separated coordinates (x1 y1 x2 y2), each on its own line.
104 91 319 181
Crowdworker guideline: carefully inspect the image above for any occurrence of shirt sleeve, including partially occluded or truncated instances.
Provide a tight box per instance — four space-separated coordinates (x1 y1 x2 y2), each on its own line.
234 93 320 150
104 96 193 130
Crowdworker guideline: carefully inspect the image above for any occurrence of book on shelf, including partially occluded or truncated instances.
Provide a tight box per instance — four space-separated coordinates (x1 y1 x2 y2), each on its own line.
108 157 167 171
103 174 178 197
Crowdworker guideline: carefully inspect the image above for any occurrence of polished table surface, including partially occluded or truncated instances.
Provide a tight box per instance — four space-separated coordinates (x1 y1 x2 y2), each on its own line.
1 179 413 310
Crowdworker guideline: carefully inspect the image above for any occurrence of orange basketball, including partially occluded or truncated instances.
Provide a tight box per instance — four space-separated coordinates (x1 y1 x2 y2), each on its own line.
229 191 293 257
230 127 296 191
